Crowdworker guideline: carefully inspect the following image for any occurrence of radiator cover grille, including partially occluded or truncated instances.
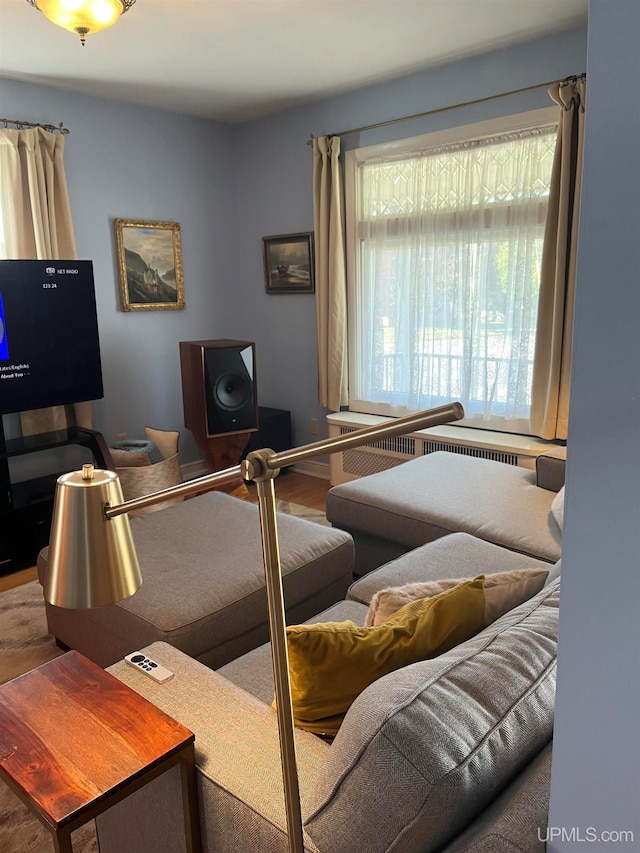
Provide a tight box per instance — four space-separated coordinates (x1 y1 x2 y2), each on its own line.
340 432 416 456
422 438 518 466
338 426 518 478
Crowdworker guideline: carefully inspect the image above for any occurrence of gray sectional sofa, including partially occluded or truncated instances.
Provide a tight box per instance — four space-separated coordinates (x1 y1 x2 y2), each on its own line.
32 448 565 851
94 449 564 853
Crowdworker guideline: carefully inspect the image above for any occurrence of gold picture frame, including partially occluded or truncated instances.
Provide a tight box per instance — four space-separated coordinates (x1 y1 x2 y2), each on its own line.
262 232 315 294
115 219 185 311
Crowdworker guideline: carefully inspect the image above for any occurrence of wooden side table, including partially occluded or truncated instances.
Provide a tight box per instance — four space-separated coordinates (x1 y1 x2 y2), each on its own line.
0 651 201 853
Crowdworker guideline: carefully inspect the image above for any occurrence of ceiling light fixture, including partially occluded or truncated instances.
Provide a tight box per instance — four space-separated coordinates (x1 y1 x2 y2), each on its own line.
26 0 136 46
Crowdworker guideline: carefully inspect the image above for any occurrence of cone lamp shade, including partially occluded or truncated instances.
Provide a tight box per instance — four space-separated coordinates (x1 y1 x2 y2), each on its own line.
45 464 142 608
27 0 136 44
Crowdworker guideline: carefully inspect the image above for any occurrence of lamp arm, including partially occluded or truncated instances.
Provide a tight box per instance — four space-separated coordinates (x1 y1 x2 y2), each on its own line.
254 401 463 475
104 463 244 519
105 402 463 520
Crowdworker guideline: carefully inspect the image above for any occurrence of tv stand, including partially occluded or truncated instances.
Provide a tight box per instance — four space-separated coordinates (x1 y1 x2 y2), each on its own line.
0 424 114 576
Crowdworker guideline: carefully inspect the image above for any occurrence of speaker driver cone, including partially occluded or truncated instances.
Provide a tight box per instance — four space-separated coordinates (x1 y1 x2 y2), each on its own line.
214 370 251 411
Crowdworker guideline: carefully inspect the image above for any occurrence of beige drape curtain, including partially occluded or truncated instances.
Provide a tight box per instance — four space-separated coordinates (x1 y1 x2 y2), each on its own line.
530 79 586 440
312 136 349 411
0 127 89 431
0 128 76 259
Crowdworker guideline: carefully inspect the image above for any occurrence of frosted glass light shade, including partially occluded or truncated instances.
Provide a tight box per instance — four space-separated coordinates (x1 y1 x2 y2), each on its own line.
29 0 135 44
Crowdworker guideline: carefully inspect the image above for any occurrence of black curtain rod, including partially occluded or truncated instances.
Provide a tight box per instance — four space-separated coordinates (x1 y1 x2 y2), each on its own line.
306 73 585 145
1 118 70 134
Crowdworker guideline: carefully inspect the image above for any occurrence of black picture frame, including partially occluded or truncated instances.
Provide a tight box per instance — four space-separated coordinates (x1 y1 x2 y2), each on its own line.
262 232 315 294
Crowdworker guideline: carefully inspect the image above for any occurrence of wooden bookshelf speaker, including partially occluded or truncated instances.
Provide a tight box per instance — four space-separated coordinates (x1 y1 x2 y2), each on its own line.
180 340 259 439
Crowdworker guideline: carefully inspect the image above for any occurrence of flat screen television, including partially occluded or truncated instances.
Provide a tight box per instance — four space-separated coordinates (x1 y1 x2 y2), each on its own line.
0 259 104 416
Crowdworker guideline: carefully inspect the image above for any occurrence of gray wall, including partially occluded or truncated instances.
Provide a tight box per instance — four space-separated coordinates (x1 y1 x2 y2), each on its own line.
1 80 236 464
2 7 639 844
547 1 640 848
1 26 586 463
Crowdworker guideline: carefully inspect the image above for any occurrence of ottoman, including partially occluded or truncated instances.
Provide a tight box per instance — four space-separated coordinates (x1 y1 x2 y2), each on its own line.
326 451 563 575
37 491 354 669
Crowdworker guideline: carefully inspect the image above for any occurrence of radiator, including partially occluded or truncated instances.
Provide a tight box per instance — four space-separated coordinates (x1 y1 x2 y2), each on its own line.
327 413 556 485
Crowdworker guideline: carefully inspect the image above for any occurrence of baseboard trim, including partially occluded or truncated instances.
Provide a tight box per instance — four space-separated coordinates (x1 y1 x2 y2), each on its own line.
290 460 330 480
181 460 207 480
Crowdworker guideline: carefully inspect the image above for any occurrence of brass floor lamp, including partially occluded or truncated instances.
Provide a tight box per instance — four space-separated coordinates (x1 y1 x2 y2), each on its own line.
44 402 463 853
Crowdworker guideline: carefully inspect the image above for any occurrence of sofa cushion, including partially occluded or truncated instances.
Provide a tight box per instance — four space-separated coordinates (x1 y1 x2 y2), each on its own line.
305 579 559 853
285 578 486 737
535 445 567 492
439 742 552 853
348 532 552 606
550 486 565 532
366 567 549 628
327 452 562 563
219 600 369 705
545 559 562 586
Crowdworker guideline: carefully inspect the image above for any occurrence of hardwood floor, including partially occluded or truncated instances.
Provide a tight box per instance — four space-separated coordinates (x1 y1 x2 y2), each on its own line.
0 565 38 592
0 472 331 592
244 471 330 512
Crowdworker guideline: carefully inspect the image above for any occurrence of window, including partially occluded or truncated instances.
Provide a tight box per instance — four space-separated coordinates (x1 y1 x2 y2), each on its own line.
345 108 558 434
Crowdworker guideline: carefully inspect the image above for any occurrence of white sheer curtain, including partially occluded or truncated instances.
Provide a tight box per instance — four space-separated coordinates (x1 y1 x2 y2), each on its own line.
350 125 557 432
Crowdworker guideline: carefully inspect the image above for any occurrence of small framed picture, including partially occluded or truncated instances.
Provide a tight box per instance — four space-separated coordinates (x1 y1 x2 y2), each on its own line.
115 219 185 311
262 232 315 294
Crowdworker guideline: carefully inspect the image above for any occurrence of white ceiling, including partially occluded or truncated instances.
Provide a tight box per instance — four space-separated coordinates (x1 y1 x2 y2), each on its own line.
0 0 588 124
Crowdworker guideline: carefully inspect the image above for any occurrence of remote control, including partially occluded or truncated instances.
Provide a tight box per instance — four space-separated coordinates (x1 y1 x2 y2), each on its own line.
124 652 174 683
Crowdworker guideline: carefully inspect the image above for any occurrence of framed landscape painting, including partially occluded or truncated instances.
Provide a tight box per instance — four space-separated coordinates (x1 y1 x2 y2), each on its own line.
262 232 315 294
115 219 185 311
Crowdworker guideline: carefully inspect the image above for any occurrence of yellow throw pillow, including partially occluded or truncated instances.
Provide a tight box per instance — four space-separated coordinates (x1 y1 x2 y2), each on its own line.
366 568 549 628
283 577 485 737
